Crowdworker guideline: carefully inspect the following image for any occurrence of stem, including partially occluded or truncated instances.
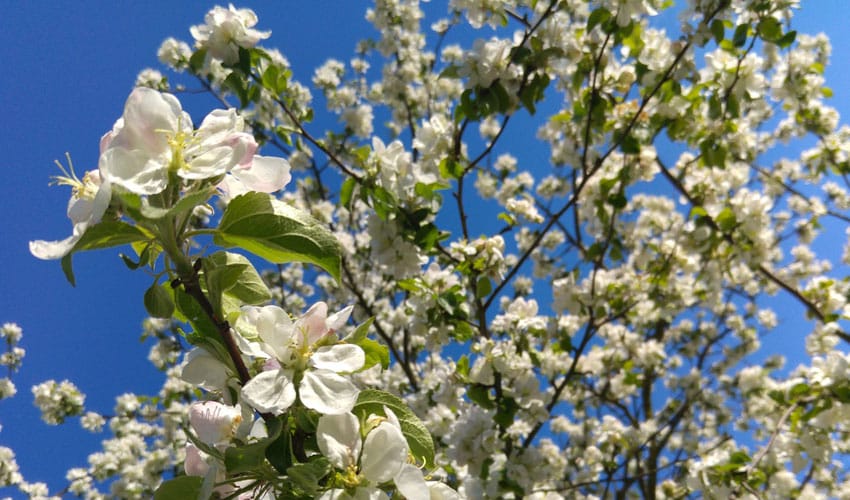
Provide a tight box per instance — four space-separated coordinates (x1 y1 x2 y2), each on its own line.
160 221 253 386
177 265 252 386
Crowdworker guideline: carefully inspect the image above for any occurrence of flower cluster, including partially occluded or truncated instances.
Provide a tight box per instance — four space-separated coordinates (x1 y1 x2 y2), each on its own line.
20 1 850 499
31 379 85 426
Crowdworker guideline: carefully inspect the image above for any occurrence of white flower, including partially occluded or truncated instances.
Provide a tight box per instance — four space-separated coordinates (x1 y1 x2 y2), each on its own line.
99 87 257 195
317 409 432 500
190 5 270 65
188 401 242 446
29 158 111 260
237 303 364 415
157 37 192 69
462 37 514 88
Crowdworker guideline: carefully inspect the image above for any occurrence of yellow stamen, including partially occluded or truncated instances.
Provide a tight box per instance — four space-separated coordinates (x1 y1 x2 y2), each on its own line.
50 153 97 200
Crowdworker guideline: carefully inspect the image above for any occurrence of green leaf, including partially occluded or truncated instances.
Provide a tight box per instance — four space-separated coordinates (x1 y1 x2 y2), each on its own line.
225 440 270 474
454 321 473 341
343 317 374 344
620 134 640 154
353 389 436 468
214 192 341 282
494 397 519 428
139 188 215 220
265 417 294 474
287 458 332 496
188 48 207 73
354 337 389 370
467 385 494 409
587 8 611 32
476 276 492 299
339 177 356 208
154 476 203 500
225 417 283 474
710 19 725 44
173 286 221 345
757 17 782 43
788 382 811 400
73 220 149 252
59 220 150 286
203 260 247 318
456 355 470 377
204 251 271 308
144 283 175 319
715 207 738 232
607 192 627 209
776 30 796 49
732 24 749 48
439 158 464 180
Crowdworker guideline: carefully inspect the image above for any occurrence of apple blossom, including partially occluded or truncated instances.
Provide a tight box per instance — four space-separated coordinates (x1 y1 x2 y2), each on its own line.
317 409 445 500
236 302 364 415
17 1 850 498
29 158 111 260
190 4 270 65
98 87 256 195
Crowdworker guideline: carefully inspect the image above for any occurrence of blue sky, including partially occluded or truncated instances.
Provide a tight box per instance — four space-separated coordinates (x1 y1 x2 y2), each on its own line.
1 1 849 495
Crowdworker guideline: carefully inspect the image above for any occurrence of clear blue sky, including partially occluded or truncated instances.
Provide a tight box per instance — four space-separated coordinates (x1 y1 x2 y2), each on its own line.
0 1 848 495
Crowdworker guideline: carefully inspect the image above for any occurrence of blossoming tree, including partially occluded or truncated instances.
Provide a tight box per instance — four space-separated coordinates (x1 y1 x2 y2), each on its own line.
5 0 850 498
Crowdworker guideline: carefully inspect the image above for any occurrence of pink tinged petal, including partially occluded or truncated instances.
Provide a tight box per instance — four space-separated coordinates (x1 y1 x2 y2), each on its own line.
184 444 210 476
394 463 429 500
299 302 330 345
188 401 242 445
229 156 292 193
311 345 365 373
241 369 295 415
360 420 408 484
299 370 359 415
100 120 122 154
262 358 282 371
316 412 361 470
326 305 354 334
181 348 232 392
120 87 184 154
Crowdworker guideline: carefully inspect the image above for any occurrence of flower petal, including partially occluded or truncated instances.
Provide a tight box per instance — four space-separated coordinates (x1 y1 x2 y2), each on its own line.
29 233 83 260
311 345 365 373
326 305 353 333
316 412 361 470
298 302 329 345
184 443 210 477
241 370 295 415
181 348 232 392
229 155 291 193
119 87 184 154
394 463 429 500
360 420 407 484
188 401 242 445
299 370 359 415
427 482 460 500
99 146 168 195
